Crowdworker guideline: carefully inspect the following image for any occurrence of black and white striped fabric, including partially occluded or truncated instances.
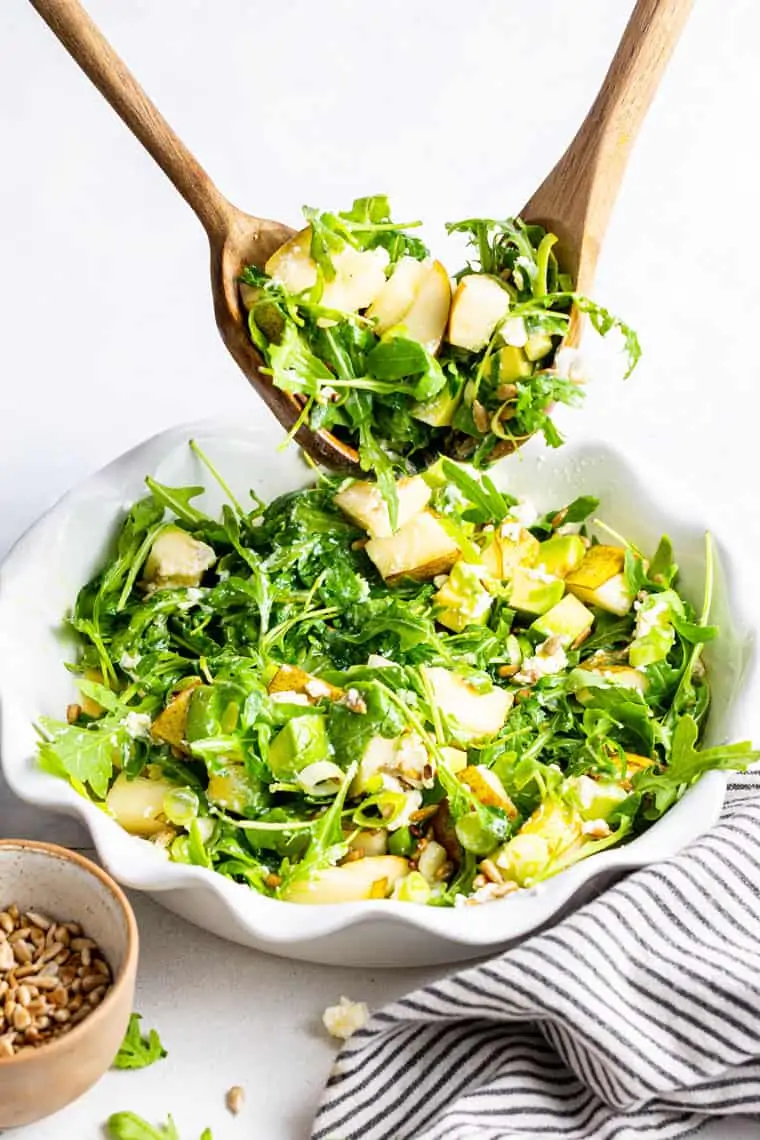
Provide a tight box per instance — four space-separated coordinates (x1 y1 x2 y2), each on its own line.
313 777 760 1140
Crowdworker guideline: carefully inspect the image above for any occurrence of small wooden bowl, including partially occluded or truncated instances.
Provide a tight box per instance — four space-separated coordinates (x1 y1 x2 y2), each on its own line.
0 840 139 1128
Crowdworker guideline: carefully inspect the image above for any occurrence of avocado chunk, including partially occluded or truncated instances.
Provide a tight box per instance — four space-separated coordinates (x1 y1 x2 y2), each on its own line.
536 535 587 579
531 594 594 643
207 765 268 817
629 592 677 666
569 775 629 821
411 383 463 427
433 562 492 632
524 333 554 363
496 345 532 382
268 714 329 781
509 566 565 616
143 526 216 590
565 545 635 616
365 511 459 582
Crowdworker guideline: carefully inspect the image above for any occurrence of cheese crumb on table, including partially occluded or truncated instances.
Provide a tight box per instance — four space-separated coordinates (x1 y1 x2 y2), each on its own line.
322 996 370 1040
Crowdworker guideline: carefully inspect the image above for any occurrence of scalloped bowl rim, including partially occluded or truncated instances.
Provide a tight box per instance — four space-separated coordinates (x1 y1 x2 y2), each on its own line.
0 419 755 959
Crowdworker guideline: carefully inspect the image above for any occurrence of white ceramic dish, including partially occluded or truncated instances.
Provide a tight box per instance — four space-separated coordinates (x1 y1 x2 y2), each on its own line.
0 420 755 966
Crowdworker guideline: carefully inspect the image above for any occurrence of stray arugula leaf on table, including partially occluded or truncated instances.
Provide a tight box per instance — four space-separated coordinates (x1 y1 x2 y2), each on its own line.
113 1013 167 1070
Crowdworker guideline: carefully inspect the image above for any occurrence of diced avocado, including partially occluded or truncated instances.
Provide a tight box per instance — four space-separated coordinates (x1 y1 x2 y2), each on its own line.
440 746 468 773
524 333 554 363
531 594 594 643
433 562 492 632
565 545 635 616
143 526 216 590
268 715 329 781
150 681 202 752
334 476 431 539
508 566 565 616
365 511 459 582
481 527 540 580
207 765 268 817
629 593 676 666
574 664 648 705
497 345 532 382
569 775 629 821
536 535 587 579
106 773 177 837
411 383 463 427
421 666 513 743
494 799 583 886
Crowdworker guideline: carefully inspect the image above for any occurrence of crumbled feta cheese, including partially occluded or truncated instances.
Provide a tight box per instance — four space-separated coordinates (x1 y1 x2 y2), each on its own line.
119 651 141 673
176 587 205 610
433 574 449 588
341 688 368 715
323 996 370 1041
513 641 568 686
123 712 152 740
270 690 310 706
525 566 556 585
511 499 539 527
394 734 433 789
388 789 423 832
634 594 671 638
216 569 230 582
303 678 334 701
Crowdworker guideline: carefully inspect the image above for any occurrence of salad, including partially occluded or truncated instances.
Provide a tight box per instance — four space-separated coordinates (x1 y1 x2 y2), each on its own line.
240 195 640 524
36 444 758 907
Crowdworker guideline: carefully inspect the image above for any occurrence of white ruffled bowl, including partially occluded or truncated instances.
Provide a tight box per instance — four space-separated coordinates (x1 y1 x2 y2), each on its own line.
0 421 755 966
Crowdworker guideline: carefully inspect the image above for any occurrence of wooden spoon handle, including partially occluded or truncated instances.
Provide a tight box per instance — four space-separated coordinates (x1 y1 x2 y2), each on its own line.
523 0 693 292
29 0 233 238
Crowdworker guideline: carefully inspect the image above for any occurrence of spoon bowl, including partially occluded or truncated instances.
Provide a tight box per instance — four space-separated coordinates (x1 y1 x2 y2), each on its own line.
30 0 691 471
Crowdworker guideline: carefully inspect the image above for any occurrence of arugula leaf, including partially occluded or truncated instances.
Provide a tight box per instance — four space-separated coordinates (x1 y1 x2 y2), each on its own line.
635 715 760 818
113 1013 167 1070
278 762 357 894
264 322 335 397
438 459 514 523
145 480 207 526
37 717 122 799
649 535 678 587
106 1113 183 1140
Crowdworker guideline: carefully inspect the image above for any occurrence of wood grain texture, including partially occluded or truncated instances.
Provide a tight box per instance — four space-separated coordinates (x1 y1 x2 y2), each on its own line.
523 0 694 298
28 0 361 471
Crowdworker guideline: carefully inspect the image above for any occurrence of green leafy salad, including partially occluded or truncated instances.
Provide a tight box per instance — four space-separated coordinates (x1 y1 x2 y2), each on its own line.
240 195 640 524
37 444 758 907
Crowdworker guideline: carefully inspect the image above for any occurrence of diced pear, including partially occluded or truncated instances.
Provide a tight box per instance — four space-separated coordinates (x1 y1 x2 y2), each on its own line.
351 735 398 795
578 664 648 693
80 669 105 718
495 799 583 886
334 475 431 539
524 333 554 363
421 666 513 742
365 511 459 583
264 226 389 315
497 345 532 382
395 260 451 354
264 228 317 293
150 682 202 751
536 535 587 579
460 765 517 817
481 527 540 580
433 562 492 632
144 526 216 590
106 773 176 837
446 275 510 352
531 594 594 643
267 664 343 703
281 855 409 904
366 257 429 333
565 546 635 616
509 567 565 616
625 752 654 776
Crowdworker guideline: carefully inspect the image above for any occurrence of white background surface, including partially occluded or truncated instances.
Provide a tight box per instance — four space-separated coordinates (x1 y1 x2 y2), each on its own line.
1 0 759 1136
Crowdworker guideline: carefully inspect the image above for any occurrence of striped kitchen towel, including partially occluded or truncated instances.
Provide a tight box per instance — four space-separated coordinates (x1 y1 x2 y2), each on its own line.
313 776 760 1140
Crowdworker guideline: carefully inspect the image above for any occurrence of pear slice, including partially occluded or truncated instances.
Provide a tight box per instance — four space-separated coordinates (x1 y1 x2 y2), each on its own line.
365 511 459 582
395 260 452 354
281 855 409 904
264 226 389 315
421 666 513 742
366 257 429 334
334 475 431 538
446 274 510 352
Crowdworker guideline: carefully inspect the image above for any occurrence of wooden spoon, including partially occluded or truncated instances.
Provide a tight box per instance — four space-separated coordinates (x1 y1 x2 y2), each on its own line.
30 0 691 472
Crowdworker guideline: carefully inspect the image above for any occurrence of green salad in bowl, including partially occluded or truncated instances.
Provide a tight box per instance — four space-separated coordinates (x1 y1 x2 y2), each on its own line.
35 445 758 909
239 196 640 521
